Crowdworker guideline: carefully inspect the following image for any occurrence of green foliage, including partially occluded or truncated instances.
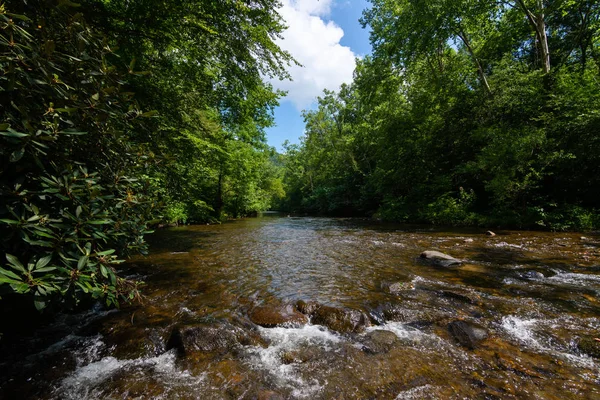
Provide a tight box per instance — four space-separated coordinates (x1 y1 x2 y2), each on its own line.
0 4 154 309
282 0 600 230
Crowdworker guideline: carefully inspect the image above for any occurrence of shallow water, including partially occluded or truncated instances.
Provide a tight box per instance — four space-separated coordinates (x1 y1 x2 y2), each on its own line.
1 215 600 399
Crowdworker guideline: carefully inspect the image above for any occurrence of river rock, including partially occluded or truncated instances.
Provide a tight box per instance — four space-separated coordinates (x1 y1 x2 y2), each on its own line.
166 323 237 356
249 304 308 328
295 300 321 316
577 336 600 358
448 320 488 349
312 306 370 333
438 290 482 306
463 238 474 243
361 330 398 354
420 251 462 267
486 231 496 237
382 281 415 294
523 271 545 280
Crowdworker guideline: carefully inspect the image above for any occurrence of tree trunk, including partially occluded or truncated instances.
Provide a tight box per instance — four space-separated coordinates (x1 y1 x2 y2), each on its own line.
456 29 492 95
516 0 550 73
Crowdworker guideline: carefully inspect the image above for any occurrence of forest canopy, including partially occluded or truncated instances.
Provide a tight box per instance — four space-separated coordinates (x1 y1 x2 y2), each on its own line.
278 0 600 231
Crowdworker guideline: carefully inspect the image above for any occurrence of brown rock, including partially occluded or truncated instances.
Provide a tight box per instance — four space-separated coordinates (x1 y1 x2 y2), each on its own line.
312 306 370 333
295 300 321 316
249 304 308 328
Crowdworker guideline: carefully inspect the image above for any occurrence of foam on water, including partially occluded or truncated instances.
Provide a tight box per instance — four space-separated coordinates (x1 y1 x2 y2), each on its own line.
246 324 341 398
55 339 203 400
547 271 600 287
395 384 440 399
501 316 597 368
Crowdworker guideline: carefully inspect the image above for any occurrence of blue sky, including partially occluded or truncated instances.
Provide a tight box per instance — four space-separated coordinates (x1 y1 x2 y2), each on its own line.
265 0 372 151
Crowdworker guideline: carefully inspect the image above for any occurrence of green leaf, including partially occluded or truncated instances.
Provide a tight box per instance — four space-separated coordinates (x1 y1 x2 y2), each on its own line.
0 219 20 225
0 275 21 285
0 268 22 280
96 249 115 256
36 255 53 270
76 205 82 218
77 255 89 270
6 254 26 272
10 148 25 162
34 266 57 273
140 110 159 118
88 220 111 224
100 264 108 278
34 300 46 311
0 130 29 138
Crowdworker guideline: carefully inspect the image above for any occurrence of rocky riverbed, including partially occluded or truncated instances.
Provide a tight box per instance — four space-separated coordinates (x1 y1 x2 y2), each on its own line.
1 215 599 399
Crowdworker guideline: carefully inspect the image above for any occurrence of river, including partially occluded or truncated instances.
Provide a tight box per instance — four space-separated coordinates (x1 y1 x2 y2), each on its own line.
1 214 599 399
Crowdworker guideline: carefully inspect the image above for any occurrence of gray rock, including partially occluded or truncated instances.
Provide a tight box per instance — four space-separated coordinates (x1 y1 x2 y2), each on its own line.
448 320 488 349
361 330 398 354
420 250 462 267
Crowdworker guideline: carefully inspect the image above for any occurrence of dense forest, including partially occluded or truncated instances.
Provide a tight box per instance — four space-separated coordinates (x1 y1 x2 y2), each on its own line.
278 0 600 231
1 0 599 312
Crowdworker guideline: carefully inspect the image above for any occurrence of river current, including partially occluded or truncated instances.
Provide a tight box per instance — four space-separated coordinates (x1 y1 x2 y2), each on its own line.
1 214 599 399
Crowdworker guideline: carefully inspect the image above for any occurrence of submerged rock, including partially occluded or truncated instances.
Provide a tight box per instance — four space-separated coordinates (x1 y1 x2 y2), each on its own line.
312 306 370 333
361 330 398 354
448 320 488 349
438 290 482 306
166 323 237 356
577 336 600 358
249 304 308 328
420 250 462 267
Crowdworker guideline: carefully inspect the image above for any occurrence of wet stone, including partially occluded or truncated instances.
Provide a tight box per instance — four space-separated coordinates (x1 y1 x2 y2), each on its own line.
448 320 488 349
295 300 321 316
249 304 308 328
438 290 482 306
361 330 398 354
312 306 371 333
577 336 600 358
420 250 462 267
166 323 237 356
382 281 415 294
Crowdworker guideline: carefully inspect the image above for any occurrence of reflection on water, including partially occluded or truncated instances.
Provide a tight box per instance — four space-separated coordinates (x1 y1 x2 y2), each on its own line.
1 216 599 399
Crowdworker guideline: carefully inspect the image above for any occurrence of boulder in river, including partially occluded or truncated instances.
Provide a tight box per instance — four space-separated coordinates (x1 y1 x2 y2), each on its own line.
249 304 308 328
486 231 496 237
420 250 462 267
361 330 398 354
312 306 370 333
166 323 237 356
295 300 321 316
577 336 600 358
448 320 488 349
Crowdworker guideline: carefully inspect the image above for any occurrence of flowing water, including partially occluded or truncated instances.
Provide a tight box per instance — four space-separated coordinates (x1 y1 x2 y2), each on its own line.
1 214 600 399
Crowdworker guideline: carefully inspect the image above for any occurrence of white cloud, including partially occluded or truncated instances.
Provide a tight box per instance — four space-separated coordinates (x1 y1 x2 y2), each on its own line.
270 0 357 110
